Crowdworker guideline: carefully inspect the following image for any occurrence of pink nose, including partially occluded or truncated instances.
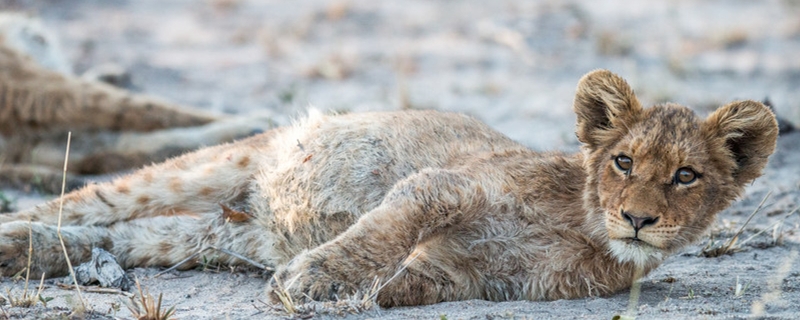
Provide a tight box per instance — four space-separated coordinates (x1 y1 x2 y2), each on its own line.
621 211 659 231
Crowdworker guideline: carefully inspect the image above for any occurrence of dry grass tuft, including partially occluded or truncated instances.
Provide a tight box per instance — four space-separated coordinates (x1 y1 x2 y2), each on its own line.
734 275 750 297
124 278 177 320
739 204 799 248
0 221 52 309
269 272 300 315
1 273 50 308
266 277 381 318
268 251 422 317
702 192 771 257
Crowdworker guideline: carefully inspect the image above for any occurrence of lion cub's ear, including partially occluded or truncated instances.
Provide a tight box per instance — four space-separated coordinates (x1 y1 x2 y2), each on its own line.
703 100 779 186
573 69 643 149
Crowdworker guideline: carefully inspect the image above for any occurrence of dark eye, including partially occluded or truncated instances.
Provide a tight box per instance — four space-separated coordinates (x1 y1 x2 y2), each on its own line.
614 155 633 172
675 167 697 185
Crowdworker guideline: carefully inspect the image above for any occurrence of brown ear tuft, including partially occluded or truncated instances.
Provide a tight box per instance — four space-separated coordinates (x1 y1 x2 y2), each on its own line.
573 69 643 149
704 100 778 186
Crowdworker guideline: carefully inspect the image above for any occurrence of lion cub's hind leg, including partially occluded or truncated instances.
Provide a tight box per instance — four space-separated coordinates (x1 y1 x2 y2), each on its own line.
0 221 108 278
107 214 282 272
0 211 281 278
1 132 273 226
0 131 282 277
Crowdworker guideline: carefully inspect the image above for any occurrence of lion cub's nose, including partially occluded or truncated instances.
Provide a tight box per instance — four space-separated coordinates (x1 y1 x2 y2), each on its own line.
621 211 659 231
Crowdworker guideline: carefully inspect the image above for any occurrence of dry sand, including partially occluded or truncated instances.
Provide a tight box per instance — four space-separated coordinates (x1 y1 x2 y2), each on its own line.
0 0 798 318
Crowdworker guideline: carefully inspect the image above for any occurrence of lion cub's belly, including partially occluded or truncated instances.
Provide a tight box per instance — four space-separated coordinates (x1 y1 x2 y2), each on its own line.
249 111 519 254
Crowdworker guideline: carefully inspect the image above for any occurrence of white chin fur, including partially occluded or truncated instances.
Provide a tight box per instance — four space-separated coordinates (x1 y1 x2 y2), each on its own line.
609 240 664 267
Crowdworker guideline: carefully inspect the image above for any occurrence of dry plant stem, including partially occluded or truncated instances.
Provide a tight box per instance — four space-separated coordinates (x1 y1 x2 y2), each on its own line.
155 248 211 277
365 276 380 303
367 250 422 302
23 220 32 300
35 273 45 303
128 277 176 319
156 292 163 319
624 266 644 319
55 283 134 297
56 132 85 305
724 191 772 253
155 245 272 278
271 273 298 314
740 204 800 246
209 245 272 271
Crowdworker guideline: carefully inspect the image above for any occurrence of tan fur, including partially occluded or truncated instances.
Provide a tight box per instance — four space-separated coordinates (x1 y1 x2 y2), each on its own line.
0 66 778 306
0 13 270 191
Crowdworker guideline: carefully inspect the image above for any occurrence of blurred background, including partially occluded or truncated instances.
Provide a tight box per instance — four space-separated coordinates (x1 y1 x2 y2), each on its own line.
2 0 799 150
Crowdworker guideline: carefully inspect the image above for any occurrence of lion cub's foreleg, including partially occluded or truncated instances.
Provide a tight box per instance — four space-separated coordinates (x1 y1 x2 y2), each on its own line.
269 169 488 306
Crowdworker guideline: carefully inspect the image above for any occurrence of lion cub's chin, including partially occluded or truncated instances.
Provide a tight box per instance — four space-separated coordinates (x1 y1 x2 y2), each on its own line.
608 239 665 267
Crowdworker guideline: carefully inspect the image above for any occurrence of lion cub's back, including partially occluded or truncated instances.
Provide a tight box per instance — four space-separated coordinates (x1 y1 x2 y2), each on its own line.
259 110 522 219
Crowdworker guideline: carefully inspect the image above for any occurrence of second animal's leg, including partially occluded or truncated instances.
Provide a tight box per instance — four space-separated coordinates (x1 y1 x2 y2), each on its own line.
16 115 275 175
0 164 88 194
0 41 219 137
71 116 275 174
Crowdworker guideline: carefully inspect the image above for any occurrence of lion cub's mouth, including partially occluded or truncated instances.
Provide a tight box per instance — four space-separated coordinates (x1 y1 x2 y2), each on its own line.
608 238 664 266
617 237 661 249
621 237 647 244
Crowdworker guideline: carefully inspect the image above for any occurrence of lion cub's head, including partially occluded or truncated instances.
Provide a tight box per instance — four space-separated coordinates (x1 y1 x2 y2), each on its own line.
573 70 778 267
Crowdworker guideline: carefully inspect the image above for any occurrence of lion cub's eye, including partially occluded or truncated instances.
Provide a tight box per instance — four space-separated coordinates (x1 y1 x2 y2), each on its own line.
614 155 633 172
675 167 697 185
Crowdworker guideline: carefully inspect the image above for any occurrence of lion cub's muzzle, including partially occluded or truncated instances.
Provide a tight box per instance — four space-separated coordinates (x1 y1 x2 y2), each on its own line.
620 210 659 239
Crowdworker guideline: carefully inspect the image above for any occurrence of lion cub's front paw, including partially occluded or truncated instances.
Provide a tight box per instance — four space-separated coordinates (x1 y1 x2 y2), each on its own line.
267 250 358 305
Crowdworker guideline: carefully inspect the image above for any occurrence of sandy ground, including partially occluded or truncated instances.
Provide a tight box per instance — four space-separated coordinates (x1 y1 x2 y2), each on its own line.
0 0 799 319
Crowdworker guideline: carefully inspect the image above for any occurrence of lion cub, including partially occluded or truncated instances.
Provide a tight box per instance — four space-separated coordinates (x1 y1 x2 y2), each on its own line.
0 70 777 306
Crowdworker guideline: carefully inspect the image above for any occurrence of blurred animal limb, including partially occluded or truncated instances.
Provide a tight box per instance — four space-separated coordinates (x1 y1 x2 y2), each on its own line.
0 13 270 192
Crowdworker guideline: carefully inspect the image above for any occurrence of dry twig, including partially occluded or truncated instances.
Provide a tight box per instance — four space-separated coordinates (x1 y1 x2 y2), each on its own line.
702 192 771 257
55 132 86 308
